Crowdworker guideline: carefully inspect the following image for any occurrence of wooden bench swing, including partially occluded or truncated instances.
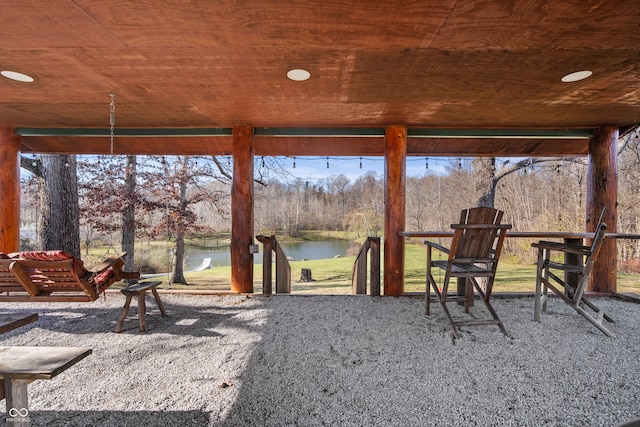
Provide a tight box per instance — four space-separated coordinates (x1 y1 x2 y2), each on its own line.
0 250 139 302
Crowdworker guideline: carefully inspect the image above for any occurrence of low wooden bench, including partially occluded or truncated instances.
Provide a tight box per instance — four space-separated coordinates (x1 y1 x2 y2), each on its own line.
115 281 167 333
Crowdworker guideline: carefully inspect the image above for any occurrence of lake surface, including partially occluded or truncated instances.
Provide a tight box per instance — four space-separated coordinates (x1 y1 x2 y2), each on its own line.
184 239 360 270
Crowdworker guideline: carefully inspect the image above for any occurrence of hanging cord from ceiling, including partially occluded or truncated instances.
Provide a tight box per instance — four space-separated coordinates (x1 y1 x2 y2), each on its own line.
109 93 116 155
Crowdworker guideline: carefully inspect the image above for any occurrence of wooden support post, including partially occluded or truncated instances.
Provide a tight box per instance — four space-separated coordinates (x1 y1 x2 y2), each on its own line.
231 126 254 293
587 126 618 293
0 128 21 253
384 126 406 296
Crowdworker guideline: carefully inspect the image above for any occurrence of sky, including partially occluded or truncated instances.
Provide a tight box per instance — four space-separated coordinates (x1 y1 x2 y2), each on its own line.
278 156 453 183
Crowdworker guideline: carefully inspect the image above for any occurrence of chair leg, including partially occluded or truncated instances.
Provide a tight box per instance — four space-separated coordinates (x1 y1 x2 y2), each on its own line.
473 280 509 337
425 273 432 315
439 301 461 338
534 266 543 322
425 274 460 338
579 297 615 323
574 305 615 338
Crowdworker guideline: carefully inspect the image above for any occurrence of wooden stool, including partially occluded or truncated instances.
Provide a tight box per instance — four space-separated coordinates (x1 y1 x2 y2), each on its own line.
115 281 168 333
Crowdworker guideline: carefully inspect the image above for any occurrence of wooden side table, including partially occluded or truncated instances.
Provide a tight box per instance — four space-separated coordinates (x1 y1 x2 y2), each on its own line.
0 346 91 427
115 281 168 333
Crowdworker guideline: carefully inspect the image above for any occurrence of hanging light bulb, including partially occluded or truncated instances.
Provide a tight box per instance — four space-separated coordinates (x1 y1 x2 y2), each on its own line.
261 156 265 168
458 158 462 170
293 157 296 169
557 164 561 175
359 157 363 169
326 157 329 169
425 157 429 170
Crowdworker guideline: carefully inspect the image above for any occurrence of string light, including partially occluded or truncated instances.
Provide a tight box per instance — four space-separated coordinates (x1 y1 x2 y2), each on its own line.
425 157 429 170
359 157 363 169
293 156 296 169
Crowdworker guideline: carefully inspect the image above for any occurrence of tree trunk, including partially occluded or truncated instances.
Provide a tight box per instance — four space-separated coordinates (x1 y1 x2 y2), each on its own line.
39 155 81 257
170 158 189 284
121 155 136 275
473 158 497 208
170 232 186 284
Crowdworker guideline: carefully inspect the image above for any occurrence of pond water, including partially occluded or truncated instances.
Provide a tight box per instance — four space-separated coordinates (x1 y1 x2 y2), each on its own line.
183 239 360 270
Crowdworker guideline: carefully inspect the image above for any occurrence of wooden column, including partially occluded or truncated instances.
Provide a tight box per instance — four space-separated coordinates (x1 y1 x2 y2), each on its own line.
230 126 254 293
384 125 407 296
586 126 618 293
0 128 21 253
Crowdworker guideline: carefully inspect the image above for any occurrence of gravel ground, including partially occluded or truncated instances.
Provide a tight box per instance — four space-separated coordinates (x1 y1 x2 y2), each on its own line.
0 294 639 426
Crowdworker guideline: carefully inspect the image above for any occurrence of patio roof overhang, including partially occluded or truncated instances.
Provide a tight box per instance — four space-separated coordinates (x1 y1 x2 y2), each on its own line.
1 1 637 296
0 1 638 138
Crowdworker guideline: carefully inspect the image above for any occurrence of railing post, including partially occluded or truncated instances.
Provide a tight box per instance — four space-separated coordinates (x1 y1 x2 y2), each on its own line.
256 235 273 295
274 240 291 293
369 237 381 296
351 237 381 295
352 240 369 294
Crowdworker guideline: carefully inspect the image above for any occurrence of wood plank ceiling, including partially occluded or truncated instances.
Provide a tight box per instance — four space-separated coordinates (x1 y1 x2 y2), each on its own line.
2 1 639 156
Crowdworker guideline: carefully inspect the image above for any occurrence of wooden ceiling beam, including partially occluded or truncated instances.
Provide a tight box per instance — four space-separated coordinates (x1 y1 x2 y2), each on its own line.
16 127 590 157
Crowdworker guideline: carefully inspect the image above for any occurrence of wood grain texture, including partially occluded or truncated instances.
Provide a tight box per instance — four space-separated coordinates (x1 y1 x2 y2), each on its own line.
0 129 21 253
587 127 618 293
383 126 407 296
230 126 254 293
0 1 638 130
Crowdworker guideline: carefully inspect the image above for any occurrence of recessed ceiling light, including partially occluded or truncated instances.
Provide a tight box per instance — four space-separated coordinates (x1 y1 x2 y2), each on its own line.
1 70 34 83
561 70 592 83
287 69 310 81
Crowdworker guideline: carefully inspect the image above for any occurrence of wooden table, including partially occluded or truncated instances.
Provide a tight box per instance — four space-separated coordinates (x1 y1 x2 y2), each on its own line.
0 346 92 426
0 314 38 335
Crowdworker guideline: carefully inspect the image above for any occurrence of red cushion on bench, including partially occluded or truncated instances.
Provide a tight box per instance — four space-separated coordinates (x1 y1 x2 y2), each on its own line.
94 268 114 286
18 251 75 261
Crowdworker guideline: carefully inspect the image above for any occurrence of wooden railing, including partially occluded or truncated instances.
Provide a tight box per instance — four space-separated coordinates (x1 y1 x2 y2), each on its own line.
351 237 381 295
256 235 291 295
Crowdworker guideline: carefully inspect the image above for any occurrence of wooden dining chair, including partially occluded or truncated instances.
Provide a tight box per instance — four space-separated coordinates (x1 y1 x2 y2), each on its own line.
532 210 615 337
424 207 511 338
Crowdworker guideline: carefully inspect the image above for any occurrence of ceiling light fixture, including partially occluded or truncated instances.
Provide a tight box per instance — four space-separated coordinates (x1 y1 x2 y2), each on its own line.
561 70 593 83
287 69 311 81
1 70 34 83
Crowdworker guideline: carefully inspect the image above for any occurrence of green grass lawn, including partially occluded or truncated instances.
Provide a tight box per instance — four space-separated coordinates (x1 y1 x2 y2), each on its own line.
151 242 640 296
